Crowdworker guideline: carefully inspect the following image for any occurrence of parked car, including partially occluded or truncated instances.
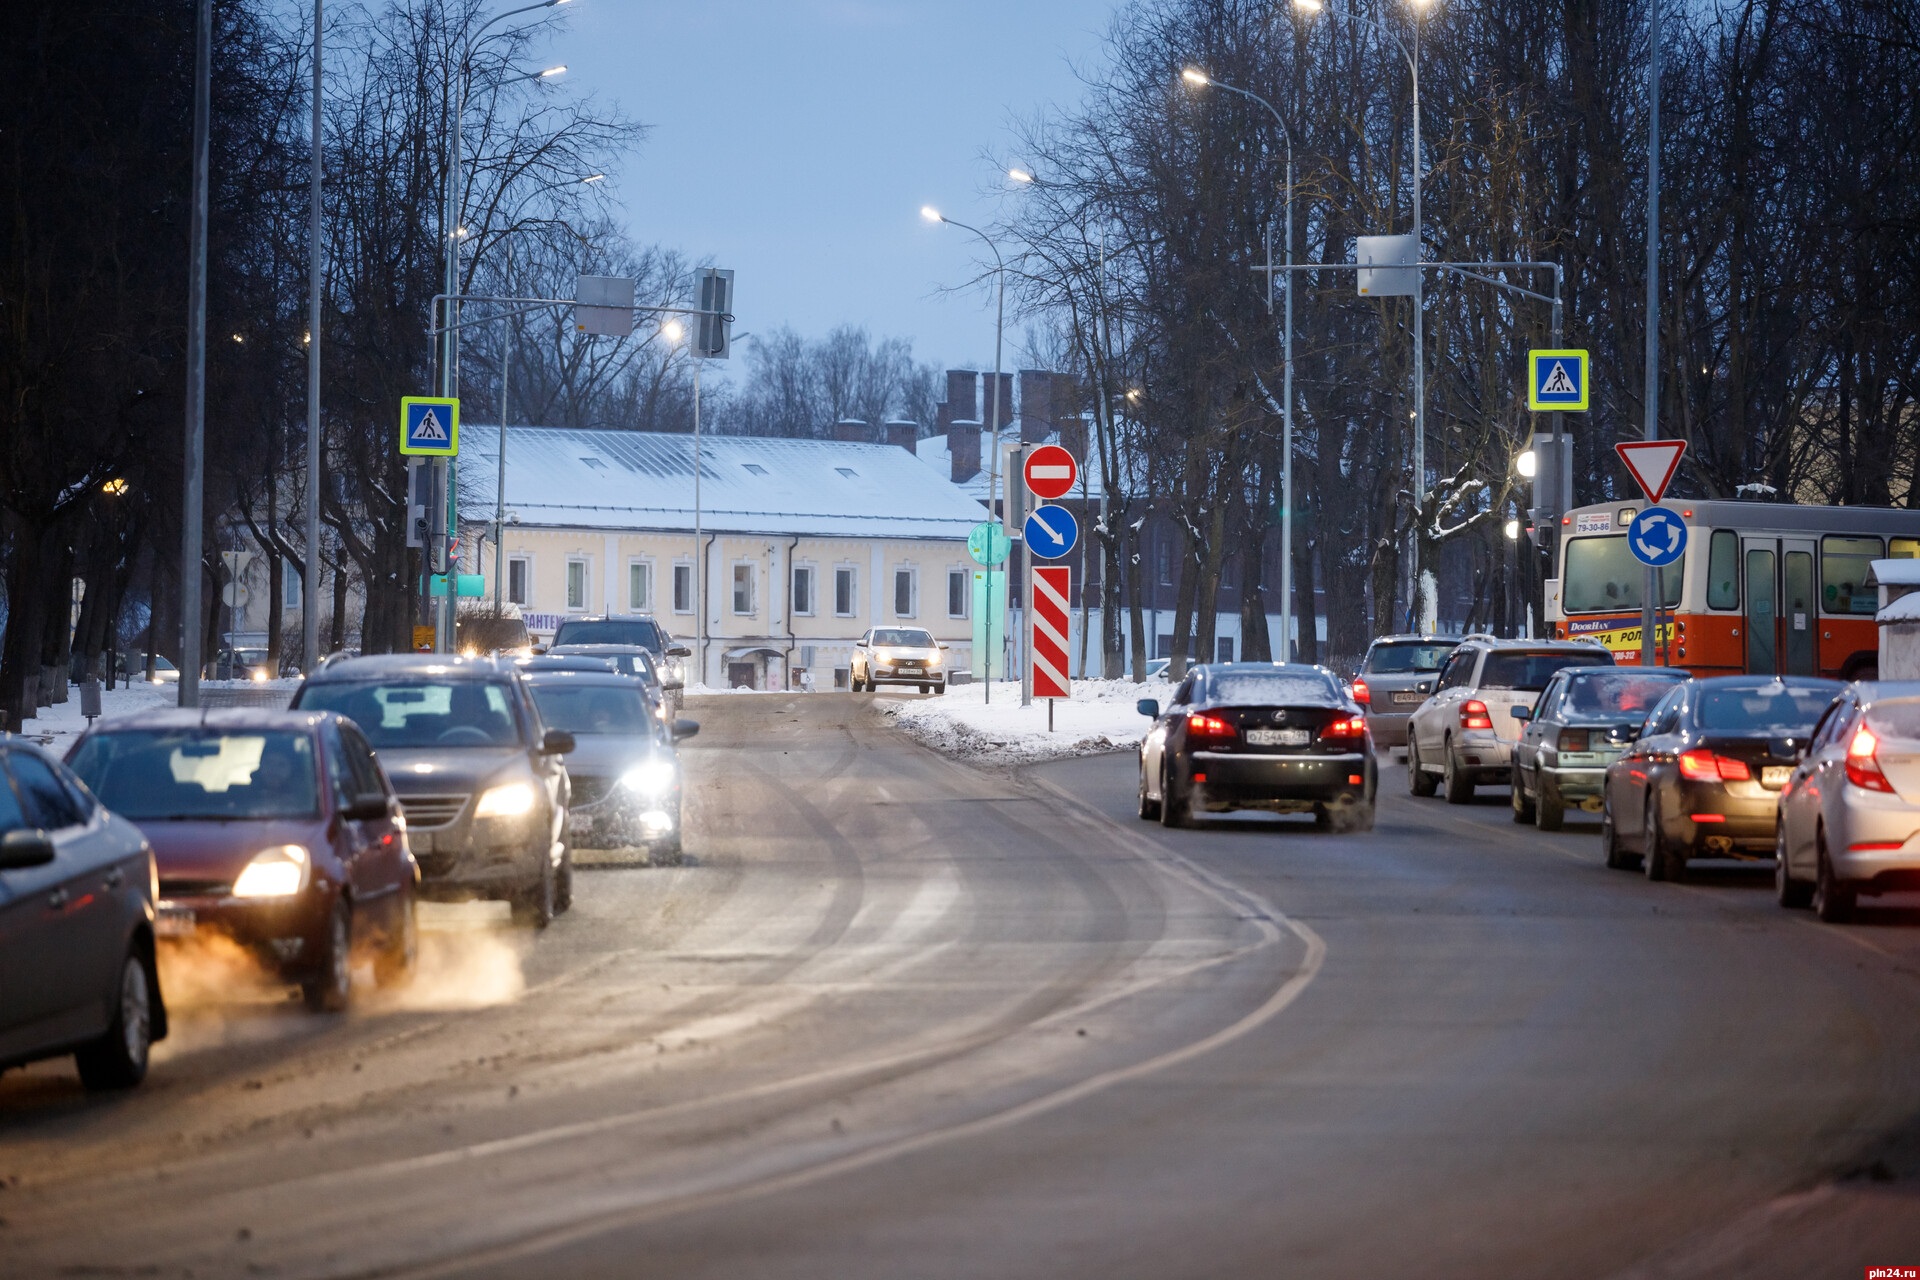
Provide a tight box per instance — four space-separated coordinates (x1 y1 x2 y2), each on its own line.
1599 675 1842 880
1352 635 1460 749
1509 667 1692 830
851 627 949 693
1776 681 1920 921
544 616 692 710
67 710 417 1010
0 737 166 1088
523 669 699 862
1137 663 1376 832
1406 636 1615 803
290 655 575 926
547 643 679 720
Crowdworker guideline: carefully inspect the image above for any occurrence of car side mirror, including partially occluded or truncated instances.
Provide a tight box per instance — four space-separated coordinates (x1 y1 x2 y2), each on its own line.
665 644 693 659
1137 698 1160 718
1510 706 1531 722
939 643 951 651
0 828 56 870
540 729 576 755
343 793 390 823
671 718 700 742
530 644 547 656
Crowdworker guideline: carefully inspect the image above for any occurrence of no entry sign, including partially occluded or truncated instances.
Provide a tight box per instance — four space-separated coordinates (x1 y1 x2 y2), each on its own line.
1023 444 1077 501
1031 566 1071 699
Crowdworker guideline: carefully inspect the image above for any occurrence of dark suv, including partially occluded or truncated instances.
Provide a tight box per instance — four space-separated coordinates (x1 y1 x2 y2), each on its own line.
546 616 693 710
291 655 575 926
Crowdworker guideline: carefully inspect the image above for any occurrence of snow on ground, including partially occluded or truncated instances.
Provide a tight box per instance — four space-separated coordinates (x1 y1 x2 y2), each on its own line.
877 676 1172 763
14 679 302 759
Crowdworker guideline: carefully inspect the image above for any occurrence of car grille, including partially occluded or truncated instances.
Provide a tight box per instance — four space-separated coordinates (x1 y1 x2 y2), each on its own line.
398 794 469 829
571 775 615 807
160 878 231 899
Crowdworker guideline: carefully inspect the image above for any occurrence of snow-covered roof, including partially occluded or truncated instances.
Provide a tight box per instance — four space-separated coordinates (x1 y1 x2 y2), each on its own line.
1879 593 1920 623
459 427 991 540
1867 559 1920 587
910 428 1090 504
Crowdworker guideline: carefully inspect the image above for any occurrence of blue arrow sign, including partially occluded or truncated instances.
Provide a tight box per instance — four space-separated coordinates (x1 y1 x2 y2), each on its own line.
1627 507 1688 568
1023 504 1078 559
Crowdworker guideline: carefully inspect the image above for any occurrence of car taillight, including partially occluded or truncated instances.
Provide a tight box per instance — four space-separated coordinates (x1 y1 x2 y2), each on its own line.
1678 749 1750 782
1846 727 1894 792
1352 678 1371 705
1460 700 1492 730
1322 714 1366 739
1558 728 1589 751
1187 714 1234 743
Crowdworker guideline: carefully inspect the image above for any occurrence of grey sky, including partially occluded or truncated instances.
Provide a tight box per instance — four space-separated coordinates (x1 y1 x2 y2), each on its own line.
555 1 1119 378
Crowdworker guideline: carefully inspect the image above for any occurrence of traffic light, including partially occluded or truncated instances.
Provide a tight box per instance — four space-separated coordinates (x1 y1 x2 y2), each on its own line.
696 268 733 359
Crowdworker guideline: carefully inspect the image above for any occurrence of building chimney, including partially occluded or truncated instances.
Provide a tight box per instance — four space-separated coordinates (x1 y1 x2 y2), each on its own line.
1018 370 1052 444
949 419 981 483
833 418 868 443
1058 414 1089 468
945 370 978 422
884 420 916 450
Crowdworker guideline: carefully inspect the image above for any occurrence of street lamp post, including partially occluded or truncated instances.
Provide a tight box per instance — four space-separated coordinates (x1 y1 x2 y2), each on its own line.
1182 69 1300 663
303 0 323 674
923 206 1009 704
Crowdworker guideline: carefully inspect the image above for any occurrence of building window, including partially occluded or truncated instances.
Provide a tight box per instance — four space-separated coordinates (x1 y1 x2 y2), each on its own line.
732 563 755 614
835 567 856 617
628 561 652 613
742 463 767 475
565 559 588 611
508 558 530 606
1157 541 1172 585
894 568 915 617
947 569 967 618
1216 637 1234 663
673 563 693 614
792 566 814 616
284 570 302 609
835 467 858 479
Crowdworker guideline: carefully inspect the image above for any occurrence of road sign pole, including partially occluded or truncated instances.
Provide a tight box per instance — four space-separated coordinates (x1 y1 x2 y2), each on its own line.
1021 536 1032 707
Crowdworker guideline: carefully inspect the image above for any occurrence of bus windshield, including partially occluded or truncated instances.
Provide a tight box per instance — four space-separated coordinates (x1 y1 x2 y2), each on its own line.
1563 536 1683 613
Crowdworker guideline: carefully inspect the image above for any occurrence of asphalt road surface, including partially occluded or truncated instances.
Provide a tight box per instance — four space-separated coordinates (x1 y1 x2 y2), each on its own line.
4 692 1920 1279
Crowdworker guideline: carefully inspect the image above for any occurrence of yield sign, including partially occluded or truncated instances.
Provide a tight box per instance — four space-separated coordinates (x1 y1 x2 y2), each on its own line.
1614 439 1687 503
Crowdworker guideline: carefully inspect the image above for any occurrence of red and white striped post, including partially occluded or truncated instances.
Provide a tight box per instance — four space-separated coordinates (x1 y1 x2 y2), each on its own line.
1032 566 1071 727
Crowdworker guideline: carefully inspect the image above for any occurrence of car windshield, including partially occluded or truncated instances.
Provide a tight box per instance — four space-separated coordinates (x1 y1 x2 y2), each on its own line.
1366 643 1455 674
1695 684 1838 732
872 629 935 647
529 683 659 738
551 619 665 650
69 729 321 820
1479 650 1613 691
1207 672 1340 704
234 650 268 665
296 680 521 749
1561 673 1688 717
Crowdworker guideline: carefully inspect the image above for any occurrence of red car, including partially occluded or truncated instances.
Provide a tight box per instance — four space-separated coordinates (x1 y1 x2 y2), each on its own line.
67 709 418 1010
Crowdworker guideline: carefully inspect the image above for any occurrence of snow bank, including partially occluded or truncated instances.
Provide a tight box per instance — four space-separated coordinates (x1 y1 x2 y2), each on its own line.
877 676 1171 763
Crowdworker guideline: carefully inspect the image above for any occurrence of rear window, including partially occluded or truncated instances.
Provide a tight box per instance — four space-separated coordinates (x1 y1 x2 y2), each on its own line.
70 729 321 820
1207 672 1340 704
1695 685 1838 732
1365 643 1455 674
1479 649 1612 691
1561 672 1687 717
1563 536 1683 613
551 619 666 650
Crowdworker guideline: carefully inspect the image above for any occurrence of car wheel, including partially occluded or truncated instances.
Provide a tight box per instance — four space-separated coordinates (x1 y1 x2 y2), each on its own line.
75 948 155 1090
1776 824 1813 909
1535 777 1566 832
554 839 575 914
934 681 946 696
512 845 556 929
1813 829 1855 923
303 898 353 1011
920 683 930 694
1158 763 1187 828
1644 796 1680 882
1312 803 1332 830
1137 762 1161 820
1510 766 1536 823
1601 797 1639 870
374 891 418 989
1407 739 1439 798
1442 740 1474 804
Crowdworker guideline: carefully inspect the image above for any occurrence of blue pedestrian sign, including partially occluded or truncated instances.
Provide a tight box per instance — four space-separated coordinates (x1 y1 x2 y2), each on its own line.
1527 349 1589 412
400 396 460 456
1023 504 1078 559
1628 507 1688 568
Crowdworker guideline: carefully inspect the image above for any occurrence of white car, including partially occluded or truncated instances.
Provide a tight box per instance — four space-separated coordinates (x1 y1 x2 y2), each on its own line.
851 628 948 694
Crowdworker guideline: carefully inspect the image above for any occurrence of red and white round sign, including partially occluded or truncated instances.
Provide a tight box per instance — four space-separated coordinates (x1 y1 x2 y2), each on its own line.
1023 444 1078 501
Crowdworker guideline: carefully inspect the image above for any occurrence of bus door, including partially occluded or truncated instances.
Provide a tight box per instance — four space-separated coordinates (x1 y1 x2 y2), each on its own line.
1742 536 1818 675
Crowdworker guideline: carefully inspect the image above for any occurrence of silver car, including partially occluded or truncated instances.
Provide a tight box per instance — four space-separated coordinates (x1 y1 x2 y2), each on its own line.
1509 667 1690 829
852 627 948 693
1776 681 1920 921
525 670 699 863
1353 636 1458 749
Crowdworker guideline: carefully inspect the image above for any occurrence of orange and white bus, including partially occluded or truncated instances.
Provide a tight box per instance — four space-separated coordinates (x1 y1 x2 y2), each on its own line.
1549 499 1920 679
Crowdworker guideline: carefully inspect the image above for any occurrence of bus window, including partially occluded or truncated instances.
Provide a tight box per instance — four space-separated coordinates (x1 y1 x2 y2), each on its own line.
1821 536 1882 615
1563 536 1683 613
1892 538 1920 559
1707 530 1739 609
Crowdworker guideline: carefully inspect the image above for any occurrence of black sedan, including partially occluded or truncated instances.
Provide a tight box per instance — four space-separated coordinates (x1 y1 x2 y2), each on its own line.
1600 675 1843 880
1137 663 1376 832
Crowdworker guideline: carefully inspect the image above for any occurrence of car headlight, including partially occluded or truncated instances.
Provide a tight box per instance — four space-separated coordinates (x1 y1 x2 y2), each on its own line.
251 670 268 683
475 782 536 819
232 845 310 898
621 760 678 795
926 651 942 665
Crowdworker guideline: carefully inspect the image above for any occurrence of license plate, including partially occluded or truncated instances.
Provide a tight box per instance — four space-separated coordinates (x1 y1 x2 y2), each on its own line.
1761 766 1792 788
1246 728 1311 747
155 908 196 938
1391 691 1424 705
569 813 594 836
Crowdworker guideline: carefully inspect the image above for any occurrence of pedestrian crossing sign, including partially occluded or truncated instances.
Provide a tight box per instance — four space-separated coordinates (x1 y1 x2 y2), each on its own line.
400 396 460 456
1528 349 1589 412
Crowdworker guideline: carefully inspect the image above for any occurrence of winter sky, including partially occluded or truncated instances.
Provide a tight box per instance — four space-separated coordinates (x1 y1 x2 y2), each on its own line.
553 1 1120 379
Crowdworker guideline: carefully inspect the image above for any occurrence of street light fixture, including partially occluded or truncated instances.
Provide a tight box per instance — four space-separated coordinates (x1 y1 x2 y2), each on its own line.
538 64 565 77
1008 168 1034 184
1515 450 1537 478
